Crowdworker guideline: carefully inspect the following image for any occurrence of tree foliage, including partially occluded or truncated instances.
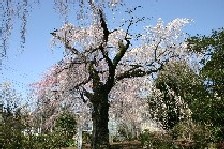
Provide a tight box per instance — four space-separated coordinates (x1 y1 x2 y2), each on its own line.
148 61 202 130
1 82 25 148
187 28 224 142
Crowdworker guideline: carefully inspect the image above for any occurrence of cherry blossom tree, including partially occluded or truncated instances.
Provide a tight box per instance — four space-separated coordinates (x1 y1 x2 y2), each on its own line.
30 63 91 135
33 3 193 148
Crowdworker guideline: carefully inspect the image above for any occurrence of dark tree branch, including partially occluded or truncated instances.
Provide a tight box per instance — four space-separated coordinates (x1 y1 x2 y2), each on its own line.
98 46 115 88
98 8 109 42
78 86 93 102
97 8 113 70
116 64 164 81
112 16 133 66
94 7 116 90
113 39 130 67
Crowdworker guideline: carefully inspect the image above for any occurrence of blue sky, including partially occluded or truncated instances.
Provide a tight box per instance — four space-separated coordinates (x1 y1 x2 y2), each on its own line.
2 0 224 97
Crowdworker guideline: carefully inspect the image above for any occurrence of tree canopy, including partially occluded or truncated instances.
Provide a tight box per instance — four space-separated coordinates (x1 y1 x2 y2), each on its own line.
187 28 224 142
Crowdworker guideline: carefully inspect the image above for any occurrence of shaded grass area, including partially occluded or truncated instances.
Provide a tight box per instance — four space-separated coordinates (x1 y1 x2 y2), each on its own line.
81 141 142 149
110 140 142 149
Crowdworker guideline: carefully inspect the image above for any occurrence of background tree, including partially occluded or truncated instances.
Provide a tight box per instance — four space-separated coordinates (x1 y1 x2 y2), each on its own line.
148 61 204 131
1 82 26 149
147 59 215 147
187 28 224 143
51 110 77 148
31 63 91 134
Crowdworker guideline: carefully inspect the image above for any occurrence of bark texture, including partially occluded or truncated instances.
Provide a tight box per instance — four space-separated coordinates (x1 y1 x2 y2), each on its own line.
91 86 110 149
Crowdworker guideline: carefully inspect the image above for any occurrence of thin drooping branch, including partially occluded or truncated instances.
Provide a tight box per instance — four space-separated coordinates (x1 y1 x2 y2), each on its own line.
51 31 88 65
154 39 162 61
53 61 81 75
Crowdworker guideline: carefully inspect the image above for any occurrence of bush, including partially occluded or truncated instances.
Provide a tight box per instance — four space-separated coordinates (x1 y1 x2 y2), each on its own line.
139 129 152 148
139 129 175 149
172 122 211 149
83 131 92 144
20 133 76 149
2 110 78 149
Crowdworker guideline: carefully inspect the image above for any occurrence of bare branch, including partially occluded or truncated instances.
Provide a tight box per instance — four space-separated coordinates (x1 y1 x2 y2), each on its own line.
125 6 142 14
113 15 145 67
78 86 93 103
154 39 162 61
116 64 164 81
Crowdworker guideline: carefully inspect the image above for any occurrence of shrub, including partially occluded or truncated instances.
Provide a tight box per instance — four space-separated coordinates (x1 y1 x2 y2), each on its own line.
172 122 211 149
139 129 152 148
139 129 175 149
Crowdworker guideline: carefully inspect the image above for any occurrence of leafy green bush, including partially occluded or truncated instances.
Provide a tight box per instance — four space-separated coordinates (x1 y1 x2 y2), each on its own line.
139 129 175 149
151 133 175 149
83 131 92 144
139 129 152 148
19 133 76 149
2 110 78 149
49 111 77 148
172 122 211 149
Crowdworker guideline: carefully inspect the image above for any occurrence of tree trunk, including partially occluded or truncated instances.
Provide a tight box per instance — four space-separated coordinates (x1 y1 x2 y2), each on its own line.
91 90 110 149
